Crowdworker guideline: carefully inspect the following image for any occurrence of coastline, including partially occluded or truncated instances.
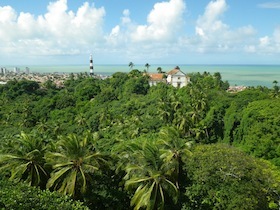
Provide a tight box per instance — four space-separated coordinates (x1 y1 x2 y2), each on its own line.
1 64 279 87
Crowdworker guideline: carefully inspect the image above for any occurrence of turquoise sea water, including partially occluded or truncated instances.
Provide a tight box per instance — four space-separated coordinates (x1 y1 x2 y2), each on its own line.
4 64 280 88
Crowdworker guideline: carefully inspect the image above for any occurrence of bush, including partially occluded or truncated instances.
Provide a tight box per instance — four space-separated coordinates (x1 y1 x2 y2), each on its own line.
0 178 89 210
183 144 280 210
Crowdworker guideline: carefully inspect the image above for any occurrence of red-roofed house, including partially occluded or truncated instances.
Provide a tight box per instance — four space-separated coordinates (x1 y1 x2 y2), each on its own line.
148 73 166 86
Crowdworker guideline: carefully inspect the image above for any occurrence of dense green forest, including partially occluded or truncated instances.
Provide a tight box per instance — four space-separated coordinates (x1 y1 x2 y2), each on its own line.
0 70 279 210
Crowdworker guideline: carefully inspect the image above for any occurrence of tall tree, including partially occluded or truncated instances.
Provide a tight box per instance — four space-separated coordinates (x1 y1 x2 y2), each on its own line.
157 126 192 189
0 132 48 187
46 133 107 197
122 139 178 210
270 80 279 98
145 63 151 72
129 62 134 70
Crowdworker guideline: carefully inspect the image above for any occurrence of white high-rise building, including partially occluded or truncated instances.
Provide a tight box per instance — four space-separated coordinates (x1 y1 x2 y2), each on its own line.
3 67 7 74
14 67 20 74
25 67 30 74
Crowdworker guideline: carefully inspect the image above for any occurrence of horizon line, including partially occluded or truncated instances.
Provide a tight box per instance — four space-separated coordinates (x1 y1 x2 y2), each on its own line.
1 63 280 67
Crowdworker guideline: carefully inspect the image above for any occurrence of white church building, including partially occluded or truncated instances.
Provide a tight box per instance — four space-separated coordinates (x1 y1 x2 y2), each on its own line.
166 66 190 88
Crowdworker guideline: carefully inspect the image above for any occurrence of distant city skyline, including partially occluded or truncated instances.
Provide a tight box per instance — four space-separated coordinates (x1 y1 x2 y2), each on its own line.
0 0 280 65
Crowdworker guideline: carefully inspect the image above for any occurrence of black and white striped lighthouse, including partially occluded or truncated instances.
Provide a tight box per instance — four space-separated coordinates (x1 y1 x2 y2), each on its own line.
89 54 94 76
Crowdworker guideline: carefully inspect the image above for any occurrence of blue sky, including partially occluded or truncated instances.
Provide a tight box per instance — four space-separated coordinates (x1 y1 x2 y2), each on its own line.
0 0 280 65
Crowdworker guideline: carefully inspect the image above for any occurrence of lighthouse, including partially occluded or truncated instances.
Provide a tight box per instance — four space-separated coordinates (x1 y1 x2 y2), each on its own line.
89 54 94 76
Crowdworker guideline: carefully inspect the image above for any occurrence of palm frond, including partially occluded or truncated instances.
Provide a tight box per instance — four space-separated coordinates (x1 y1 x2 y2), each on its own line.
46 132 107 197
47 166 72 189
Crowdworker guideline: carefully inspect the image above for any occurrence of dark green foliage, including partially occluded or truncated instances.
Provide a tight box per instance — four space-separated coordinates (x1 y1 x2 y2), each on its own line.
184 144 280 210
270 80 279 98
83 171 131 210
1 71 280 209
223 88 270 143
74 78 101 101
54 92 76 109
0 177 89 210
0 132 49 187
95 86 118 102
0 79 40 99
235 99 280 166
42 79 57 90
123 75 150 95
128 69 142 77
188 72 229 90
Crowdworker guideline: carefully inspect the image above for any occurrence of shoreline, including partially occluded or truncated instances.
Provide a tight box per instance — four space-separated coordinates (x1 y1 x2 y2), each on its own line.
0 71 249 93
1 64 279 88
0 71 110 88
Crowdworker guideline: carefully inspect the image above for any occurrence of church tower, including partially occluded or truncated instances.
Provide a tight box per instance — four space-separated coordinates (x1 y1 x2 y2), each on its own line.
90 54 94 76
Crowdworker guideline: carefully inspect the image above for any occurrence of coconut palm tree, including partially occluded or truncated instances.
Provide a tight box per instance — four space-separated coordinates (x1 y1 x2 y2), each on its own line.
0 132 48 187
157 92 176 124
157 67 163 73
145 63 151 72
129 62 135 70
157 127 192 188
270 80 279 98
189 86 208 124
122 139 178 210
45 133 107 197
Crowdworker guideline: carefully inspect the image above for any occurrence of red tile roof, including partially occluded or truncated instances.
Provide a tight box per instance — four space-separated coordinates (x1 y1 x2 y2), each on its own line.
148 73 165 81
167 66 187 76
167 69 180 75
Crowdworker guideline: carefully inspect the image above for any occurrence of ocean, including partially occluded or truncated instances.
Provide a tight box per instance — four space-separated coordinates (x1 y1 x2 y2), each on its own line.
3 64 280 88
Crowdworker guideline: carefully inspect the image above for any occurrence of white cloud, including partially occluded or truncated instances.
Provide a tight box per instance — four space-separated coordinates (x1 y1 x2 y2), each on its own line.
273 26 280 42
17 12 38 37
260 36 270 47
0 6 17 23
110 25 120 37
187 0 257 53
244 26 280 55
122 9 131 24
255 27 280 53
103 0 187 63
105 9 131 48
131 0 186 42
244 45 256 53
195 0 228 38
0 6 17 42
258 2 280 9
0 0 105 57
1 0 279 65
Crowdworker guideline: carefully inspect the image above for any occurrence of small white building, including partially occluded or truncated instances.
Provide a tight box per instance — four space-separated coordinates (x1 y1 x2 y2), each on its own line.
166 66 190 88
